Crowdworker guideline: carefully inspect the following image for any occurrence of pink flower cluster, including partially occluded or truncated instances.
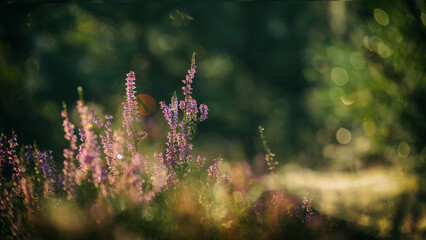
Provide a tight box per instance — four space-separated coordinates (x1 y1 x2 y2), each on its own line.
207 157 230 183
122 71 145 153
160 56 210 177
302 193 314 223
76 100 104 186
0 57 232 239
61 107 77 159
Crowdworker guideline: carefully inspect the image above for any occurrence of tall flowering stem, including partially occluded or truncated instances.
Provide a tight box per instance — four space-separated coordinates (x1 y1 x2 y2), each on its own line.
302 193 314 223
160 54 209 176
207 157 230 184
91 110 115 175
76 100 104 186
259 126 278 172
0 133 26 238
61 104 78 199
61 104 78 158
0 132 23 191
102 115 115 172
122 71 143 154
24 146 57 197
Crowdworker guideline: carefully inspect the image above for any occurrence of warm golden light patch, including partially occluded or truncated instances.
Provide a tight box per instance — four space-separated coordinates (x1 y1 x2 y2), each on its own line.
137 94 156 116
398 141 410 158
336 128 351 144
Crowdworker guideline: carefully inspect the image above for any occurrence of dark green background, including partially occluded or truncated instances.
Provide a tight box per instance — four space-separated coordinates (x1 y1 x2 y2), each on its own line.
0 1 424 174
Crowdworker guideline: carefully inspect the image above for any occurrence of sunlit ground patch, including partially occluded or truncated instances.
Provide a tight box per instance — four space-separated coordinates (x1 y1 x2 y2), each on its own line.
263 165 419 237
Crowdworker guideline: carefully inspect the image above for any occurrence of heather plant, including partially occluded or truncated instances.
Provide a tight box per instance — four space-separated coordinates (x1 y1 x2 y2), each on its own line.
259 126 278 172
0 55 314 240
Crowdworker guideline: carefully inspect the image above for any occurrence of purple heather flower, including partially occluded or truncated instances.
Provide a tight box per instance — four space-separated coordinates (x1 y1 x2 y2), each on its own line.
208 157 222 179
302 193 314 223
136 131 148 139
160 57 210 173
199 104 208 122
91 109 104 128
20 177 34 206
218 173 231 184
177 122 189 163
100 130 113 168
76 101 95 170
56 174 64 192
62 159 77 199
126 160 143 203
179 100 185 110
160 101 173 128
185 98 198 121
144 190 155 202
0 132 23 192
23 145 57 196
161 95 182 169
39 150 56 182
0 187 24 238
89 112 114 173
254 199 265 217
78 127 86 142
152 151 167 191
171 95 179 128
63 149 73 160
196 155 206 170
76 100 104 185
108 131 126 184
182 65 196 97
166 172 179 187
207 157 231 184
132 152 147 173
153 151 165 172
122 71 140 153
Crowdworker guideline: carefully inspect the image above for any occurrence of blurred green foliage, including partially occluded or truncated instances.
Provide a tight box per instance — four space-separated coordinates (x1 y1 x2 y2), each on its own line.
0 2 315 163
302 1 426 173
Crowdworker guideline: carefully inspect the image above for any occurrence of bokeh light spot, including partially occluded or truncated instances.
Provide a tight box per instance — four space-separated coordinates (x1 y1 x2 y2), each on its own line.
350 52 366 70
158 34 176 51
340 95 354 105
398 141 410 158
385 26 403 44
374 8 389 26
327 46 344 65
362 119 376 137
336 128 351 144
376 42 392 58
363 36 373 51
331 67 349 86
329 87 344 101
